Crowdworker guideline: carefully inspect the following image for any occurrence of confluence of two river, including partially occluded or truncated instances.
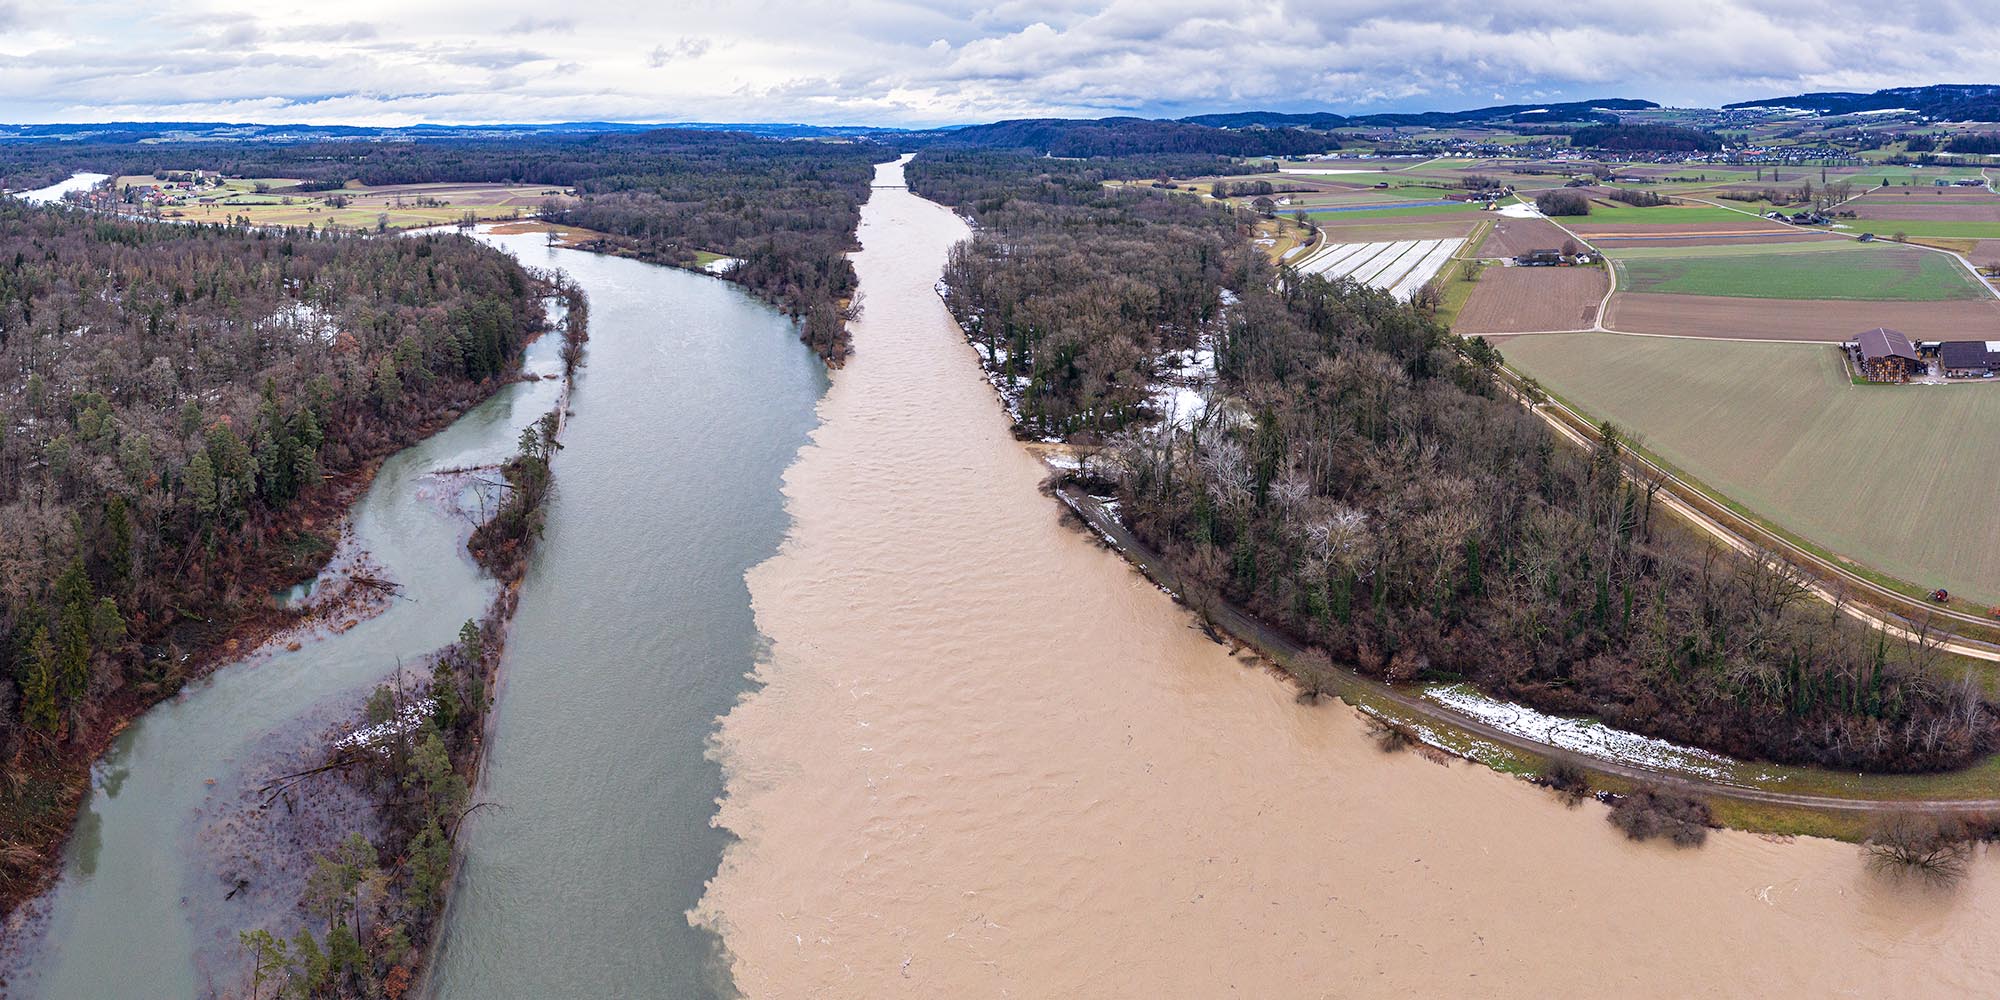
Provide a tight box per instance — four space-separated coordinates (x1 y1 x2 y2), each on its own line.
10 160 2000 998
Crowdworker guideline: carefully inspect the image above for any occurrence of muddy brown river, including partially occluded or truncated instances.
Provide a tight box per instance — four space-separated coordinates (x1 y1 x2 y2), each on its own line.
693 155 2000 997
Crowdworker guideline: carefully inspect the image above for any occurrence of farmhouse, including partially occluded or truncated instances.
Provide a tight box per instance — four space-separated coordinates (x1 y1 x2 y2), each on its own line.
1938 340 2000 378
1849 327 1924 382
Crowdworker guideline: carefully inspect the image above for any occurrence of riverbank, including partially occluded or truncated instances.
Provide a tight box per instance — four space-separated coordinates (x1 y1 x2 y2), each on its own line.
0 351 558 927
1056 484 2000 839
695 154 2000 998
480 218 862 365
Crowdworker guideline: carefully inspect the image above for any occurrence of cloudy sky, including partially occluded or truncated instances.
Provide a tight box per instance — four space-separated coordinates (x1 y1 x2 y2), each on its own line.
1 0 1992 126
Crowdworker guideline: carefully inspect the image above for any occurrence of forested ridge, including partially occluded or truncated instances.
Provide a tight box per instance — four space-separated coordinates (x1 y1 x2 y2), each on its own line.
912 150 1997 774
0 201 548 901
919 118 1332 158
1 130 888 361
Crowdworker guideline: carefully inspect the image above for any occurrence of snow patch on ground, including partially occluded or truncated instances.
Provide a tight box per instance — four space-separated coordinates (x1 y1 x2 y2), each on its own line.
1423 683 1745 781
1150 336 1218 428
331 698 436 756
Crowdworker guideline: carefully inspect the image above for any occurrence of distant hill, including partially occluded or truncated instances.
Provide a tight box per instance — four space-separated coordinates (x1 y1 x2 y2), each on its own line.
0 120 901 144
1725 84 2000 120
914 117 1332 157
1179 98 1657 130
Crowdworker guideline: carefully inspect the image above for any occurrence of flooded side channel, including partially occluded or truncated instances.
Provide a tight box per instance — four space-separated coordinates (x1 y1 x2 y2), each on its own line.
694 156 2000 997
426 235 827 996
6 280 565 998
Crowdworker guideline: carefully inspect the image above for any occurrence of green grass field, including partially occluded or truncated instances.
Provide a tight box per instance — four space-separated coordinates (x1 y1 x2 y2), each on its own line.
1608 241 1986 300
1503 333 2000 604
1301 202 1484 222
1566 201 1768 225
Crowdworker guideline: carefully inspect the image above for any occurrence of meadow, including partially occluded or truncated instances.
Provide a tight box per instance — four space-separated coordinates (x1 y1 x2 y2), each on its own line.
114 174 572 230
1502 332 2000 604
1608 240 1986 300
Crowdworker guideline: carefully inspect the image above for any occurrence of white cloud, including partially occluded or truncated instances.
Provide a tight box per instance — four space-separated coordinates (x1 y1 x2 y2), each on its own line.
0 0 1992 126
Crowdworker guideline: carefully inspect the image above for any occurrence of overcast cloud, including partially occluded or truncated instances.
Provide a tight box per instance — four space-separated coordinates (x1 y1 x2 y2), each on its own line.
1 0 1993 126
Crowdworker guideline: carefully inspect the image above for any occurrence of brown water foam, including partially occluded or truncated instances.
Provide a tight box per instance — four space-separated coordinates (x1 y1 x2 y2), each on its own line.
694 157 2000 998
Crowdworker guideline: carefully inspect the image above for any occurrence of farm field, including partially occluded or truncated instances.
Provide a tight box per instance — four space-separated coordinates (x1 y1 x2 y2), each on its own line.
1603 292 2000 341
1588 230 1841 249
1299 201 1483 222
116 174 572 230
1297 237 1465 299
1562 202 1764 226
1503 332 2000 605
1475 215 1576 257
1308 218 1484 243
1607 240 1989 300
1453 266 1606 333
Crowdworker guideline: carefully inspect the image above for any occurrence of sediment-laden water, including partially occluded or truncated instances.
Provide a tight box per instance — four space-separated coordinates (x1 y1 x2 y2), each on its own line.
694 155 2000 997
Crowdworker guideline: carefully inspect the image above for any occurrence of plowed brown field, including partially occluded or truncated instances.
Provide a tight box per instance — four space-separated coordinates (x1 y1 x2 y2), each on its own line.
1476 216 1575 257
1605 292 2000 341
1455 266 1607 333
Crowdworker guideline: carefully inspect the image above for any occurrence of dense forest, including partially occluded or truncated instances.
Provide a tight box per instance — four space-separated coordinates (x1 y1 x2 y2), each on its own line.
0 130 887 361
913 150 1997 774
1568 124 1722 152
912 150 1264 438
1944 133 2000 155
0 201 548 900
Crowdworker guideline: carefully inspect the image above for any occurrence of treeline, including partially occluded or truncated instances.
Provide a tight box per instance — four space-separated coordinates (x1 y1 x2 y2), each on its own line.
910 150 1264 438
0 202 548 901
915 149 1997 773
924 118 1332 158
1569 124 1722 152
1607 188 1671 207
1944 133 2000 155
1535 189 1594 216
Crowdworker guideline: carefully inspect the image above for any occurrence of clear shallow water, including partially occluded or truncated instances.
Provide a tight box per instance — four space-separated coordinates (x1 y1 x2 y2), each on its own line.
426 235 826 997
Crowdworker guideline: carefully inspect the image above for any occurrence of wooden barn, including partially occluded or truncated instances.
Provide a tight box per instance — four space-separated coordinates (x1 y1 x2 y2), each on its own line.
1850 327 1923 382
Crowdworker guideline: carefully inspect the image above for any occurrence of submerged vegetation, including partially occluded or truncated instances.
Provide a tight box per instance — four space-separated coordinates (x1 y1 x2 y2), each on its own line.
913 148 1999 775
240 615 496 999
1607 787 1713 847
247 383 576 996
